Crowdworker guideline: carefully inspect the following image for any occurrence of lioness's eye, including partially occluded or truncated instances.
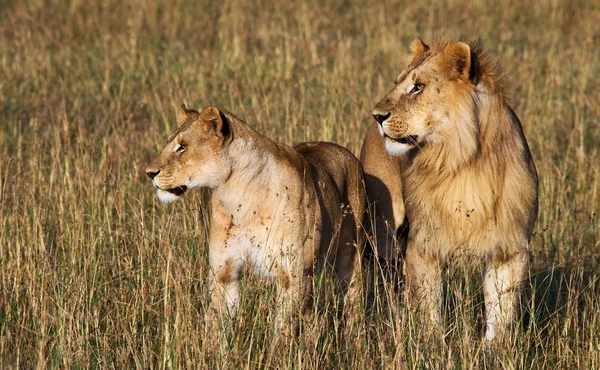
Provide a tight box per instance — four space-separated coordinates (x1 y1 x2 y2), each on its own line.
410 83 425 95
176 144 186 153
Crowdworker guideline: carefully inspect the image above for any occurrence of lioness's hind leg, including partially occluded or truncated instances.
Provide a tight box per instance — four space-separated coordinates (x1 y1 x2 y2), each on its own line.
483 246 529 342
339 249 367 333
342 164 368 324
335 215 361 301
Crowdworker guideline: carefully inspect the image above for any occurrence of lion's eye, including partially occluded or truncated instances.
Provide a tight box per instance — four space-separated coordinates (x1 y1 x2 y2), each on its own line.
410 83 425 95
176 144 186 153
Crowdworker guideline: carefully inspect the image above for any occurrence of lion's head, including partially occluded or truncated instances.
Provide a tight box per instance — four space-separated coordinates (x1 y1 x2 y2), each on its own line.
373 38 492 159
146 105 232 203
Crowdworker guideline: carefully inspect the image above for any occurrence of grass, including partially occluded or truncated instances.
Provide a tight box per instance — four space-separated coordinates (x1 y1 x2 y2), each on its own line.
0 0 599 368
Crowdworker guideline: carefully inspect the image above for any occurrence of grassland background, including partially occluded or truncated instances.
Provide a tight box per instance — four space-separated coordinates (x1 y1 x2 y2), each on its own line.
0 0 599 368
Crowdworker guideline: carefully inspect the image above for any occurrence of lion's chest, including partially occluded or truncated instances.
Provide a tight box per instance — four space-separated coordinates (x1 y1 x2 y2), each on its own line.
405 171 499 254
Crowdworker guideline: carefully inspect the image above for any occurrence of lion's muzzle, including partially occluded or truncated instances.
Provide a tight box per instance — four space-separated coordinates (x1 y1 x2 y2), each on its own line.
146 169 160 180
384 133 419 145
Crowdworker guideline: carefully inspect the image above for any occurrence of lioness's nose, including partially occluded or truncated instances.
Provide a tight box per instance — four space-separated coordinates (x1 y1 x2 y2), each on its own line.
146 169 160 180
372 112 391 125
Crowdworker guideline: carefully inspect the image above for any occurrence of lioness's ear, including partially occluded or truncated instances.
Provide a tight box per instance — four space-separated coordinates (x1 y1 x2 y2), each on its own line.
410 37 430 55
200 106 218 122
200 106 231 138
443 42 473 82
178 104 189 124
218 111 231 139
178 103 199 124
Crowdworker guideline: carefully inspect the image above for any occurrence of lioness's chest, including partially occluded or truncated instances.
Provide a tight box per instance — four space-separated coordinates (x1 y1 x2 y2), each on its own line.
223 210 313 276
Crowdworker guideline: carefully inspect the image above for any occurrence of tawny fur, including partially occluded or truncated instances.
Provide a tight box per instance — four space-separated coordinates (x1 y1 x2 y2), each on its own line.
366 38 538 341
146 105 367 335
360 123 407 261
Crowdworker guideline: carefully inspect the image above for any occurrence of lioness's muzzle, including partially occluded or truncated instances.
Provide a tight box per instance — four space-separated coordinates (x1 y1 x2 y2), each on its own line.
166 186 188 196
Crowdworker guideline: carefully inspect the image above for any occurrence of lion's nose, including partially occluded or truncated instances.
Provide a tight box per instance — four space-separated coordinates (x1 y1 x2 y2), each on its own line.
146 169 160 180
372 112 391 125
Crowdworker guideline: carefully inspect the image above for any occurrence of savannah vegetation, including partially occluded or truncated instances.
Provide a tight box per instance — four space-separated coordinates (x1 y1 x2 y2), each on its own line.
0 0 599 368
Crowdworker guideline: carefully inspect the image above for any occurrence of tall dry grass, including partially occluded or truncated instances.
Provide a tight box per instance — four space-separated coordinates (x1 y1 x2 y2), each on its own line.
0 0 599 368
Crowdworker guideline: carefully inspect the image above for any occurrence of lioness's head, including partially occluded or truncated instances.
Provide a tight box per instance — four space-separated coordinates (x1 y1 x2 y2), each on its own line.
373 38 483 157
146 105 232 203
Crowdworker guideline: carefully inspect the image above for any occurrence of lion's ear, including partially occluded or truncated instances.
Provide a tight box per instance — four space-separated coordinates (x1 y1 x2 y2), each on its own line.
200 106 231 139
443 42 473 82
410 37 430 55
468 49 481 85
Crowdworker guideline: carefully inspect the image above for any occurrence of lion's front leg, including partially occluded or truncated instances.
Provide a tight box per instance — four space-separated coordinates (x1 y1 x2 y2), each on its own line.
483 246 529 342
404 244 442 330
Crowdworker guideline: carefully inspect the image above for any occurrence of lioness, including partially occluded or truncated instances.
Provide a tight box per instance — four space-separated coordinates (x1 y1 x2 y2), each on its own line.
146 105 366 334
365 38 538 341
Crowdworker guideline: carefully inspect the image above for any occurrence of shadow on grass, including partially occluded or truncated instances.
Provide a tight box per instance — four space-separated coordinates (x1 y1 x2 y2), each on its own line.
524 264 599 336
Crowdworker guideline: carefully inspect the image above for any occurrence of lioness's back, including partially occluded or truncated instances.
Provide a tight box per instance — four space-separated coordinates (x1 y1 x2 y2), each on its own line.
294 142 364 196
295 142 367 251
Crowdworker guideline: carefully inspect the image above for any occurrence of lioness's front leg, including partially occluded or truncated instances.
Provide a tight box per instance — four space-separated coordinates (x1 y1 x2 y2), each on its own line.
204 199 243 333
205 252 243 332
404 245 442 329
274 264 313 338
483 245 529 342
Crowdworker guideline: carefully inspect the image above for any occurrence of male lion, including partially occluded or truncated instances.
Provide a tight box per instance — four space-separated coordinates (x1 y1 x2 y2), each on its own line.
146 105 366 334
365 38 538 342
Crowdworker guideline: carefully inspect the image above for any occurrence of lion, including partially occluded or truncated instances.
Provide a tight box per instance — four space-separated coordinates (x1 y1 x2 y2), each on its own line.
146 105 367 335
365 38 538 342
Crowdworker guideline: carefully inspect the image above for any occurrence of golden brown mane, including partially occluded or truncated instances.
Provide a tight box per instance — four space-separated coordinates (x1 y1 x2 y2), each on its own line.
434 38 510 101
403 38 511 103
